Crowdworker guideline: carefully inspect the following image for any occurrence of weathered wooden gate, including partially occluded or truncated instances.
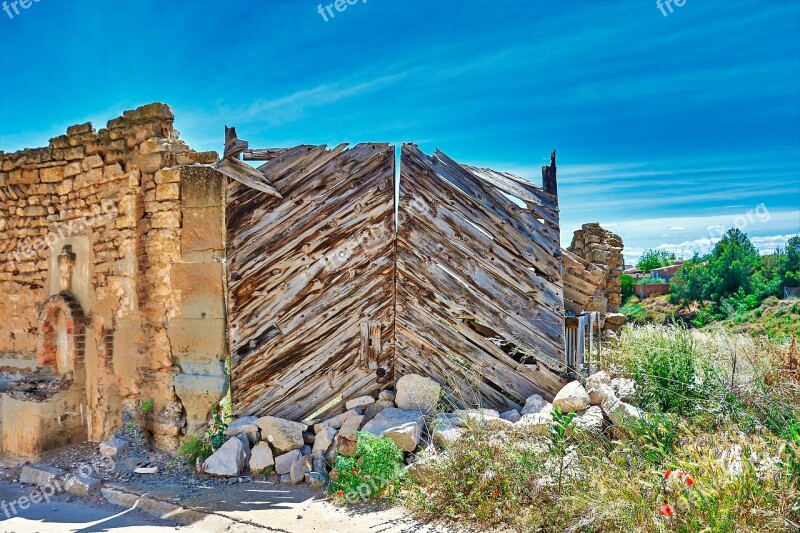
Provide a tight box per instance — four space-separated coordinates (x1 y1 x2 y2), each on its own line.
222 138 566 421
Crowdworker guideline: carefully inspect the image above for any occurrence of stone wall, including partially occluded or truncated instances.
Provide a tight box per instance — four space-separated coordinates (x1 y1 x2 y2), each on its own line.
567 223 624 314
0 104 227 455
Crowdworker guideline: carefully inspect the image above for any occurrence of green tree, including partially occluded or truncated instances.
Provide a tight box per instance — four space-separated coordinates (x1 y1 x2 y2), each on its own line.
636 249 675 273
670 228 762 307
705 228 762 301
620 274 634 302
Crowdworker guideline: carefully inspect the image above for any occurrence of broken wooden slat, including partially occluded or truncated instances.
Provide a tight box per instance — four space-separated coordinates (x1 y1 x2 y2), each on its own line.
213 157 283 199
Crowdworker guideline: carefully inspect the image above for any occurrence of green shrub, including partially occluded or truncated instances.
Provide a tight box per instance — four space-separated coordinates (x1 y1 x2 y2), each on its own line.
614 326 723 417
179 410 229 465
329 432 404 501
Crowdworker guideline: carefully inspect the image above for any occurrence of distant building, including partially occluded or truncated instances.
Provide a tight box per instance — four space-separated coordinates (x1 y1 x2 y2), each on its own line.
649 260 685 282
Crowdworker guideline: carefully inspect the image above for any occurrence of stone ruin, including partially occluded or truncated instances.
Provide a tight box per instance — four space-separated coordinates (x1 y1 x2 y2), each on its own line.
564 222 626 331
0 103 228 456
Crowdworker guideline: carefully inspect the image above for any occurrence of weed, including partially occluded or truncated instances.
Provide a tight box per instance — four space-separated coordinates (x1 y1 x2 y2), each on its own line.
329 431 404 501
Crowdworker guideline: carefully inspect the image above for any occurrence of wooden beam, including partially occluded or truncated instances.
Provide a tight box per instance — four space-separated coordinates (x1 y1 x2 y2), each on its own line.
213 157 283 199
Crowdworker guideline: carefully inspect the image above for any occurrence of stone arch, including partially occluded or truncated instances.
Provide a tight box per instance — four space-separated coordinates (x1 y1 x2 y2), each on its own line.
36 293 86 374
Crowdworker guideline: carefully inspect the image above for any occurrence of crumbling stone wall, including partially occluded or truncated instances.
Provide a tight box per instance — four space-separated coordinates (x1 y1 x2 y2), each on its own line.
0 104 226 455
568 223 624 314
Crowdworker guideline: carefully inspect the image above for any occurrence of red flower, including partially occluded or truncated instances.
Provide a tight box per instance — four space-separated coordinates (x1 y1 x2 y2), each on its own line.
685 476 695 487
337 489 344 497
352 467 359 474
492 489 499 498
660 503 675 517
664 468 672 479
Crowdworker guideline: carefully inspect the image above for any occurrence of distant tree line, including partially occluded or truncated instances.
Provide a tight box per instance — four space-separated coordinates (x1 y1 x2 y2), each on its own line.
669 229 800 319
620 229 800 324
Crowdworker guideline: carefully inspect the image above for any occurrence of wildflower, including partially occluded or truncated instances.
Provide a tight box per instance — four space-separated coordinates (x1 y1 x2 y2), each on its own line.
664 468 672 479
352 467 358 474
492 489 499 498
337 489 344 497
685 476 695 487
660 502 675 517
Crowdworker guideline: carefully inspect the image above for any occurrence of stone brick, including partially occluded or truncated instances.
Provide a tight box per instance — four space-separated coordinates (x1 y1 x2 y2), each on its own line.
181 167 223 208
64 161 82 177
151 211 181 229
131 152 166 173
66 122 94 136
170 262 224 319
156 183 180 201
53 146 85 160
20 464 65 486
20 168 39 184
65 474 101 496
167 318 226 363
82 154 104 170
181 207 222 256
103 163 124 180
39 165 65 183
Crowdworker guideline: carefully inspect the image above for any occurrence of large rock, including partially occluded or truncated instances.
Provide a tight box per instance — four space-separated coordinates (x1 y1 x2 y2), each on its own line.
314 409 359 433
65 474 101 496
203 437 247 477
601 396 642 426
553 381 590 413
500 409 521 423
362 399 394 424
612 378 636 402
433 427 465 448
520 393 549 415
585 371 613 406
274 450 301 475
257 416 306 454
20 465 65 487
572 406 604 434
395 374 441 415
289 455 312 484
312 425 337 455
362 408 423 452
378 389 396 402
454 408 500 423
345 396 375 410
226 416 260 445
249 441 275 475
99 437 129 458
337 435 358 457
338 415 364 440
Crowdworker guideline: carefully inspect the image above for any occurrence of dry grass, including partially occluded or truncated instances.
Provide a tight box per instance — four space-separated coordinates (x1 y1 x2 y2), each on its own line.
400 325 800 532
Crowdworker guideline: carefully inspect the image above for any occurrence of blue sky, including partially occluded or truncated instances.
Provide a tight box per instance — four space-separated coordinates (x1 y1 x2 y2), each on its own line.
1 0 798 262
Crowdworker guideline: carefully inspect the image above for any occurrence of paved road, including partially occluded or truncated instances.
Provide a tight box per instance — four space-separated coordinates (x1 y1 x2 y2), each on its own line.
0 481 211 532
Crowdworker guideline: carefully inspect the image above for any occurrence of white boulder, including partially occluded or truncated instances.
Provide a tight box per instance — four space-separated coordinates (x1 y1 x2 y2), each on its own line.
256 416 306 454
395 374 441 415
553 381 590 413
